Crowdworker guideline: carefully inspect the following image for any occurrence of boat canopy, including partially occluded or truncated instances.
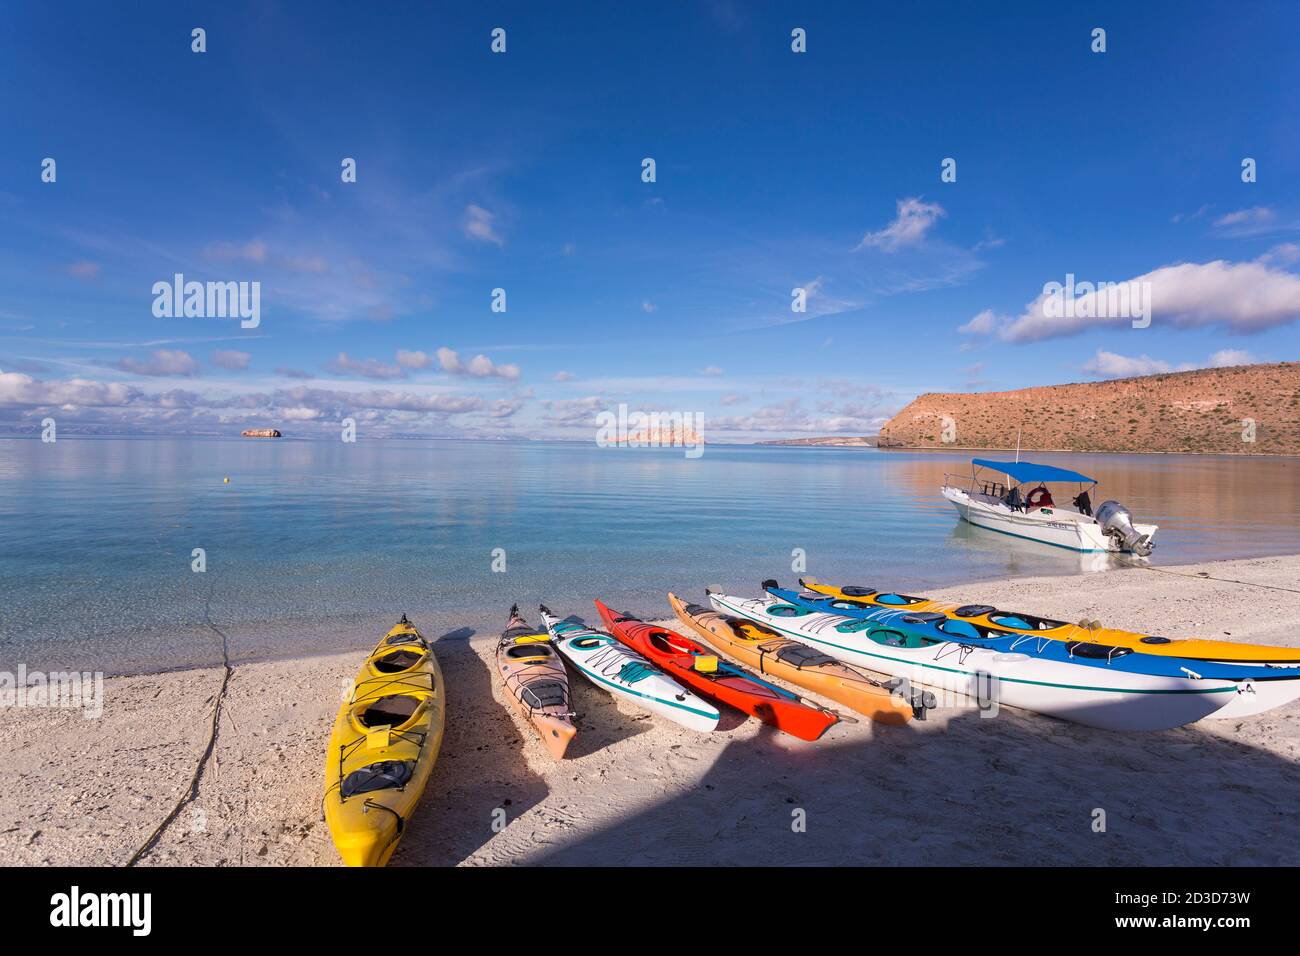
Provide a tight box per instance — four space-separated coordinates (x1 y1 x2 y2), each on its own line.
970 459 1096 485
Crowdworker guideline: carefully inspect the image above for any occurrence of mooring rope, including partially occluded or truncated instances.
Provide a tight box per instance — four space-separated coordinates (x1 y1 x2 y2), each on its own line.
1135 563 1300 595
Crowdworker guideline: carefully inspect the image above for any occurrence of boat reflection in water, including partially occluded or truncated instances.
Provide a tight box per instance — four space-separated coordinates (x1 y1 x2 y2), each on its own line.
945 521 1144 575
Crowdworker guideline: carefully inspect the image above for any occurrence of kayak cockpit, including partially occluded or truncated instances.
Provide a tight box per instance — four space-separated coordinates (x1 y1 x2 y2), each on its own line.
358 694 424 730
648 630 693 655
371 648 425 673
834 619 938 649
986 610 1070 631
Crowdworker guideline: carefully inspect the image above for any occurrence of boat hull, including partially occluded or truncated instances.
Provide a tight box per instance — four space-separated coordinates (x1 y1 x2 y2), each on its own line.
943 486 1157 553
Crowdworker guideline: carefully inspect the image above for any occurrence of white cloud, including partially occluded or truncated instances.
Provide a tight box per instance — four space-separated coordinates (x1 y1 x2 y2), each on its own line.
971 258 1300 343
1082 348 1259 380
435 347 460 374
488 397 525 418
1207 348 1256 367
211 349 251 370
710 396 896 435
463 204 503 246
0 374 491 424
553 370 575 381
280 406 323 421
641 301 656 313
1171 204 1211 224
958 308 1003 335
436 347 520 380
1214 206 1275 229
116 349 199 377
1259 243 1300 266
540 395 606 426
699 366 724 376
0 371 140 406
856 197 946 252
1081 350 1174 379
326 352 405 380
395 349 433 370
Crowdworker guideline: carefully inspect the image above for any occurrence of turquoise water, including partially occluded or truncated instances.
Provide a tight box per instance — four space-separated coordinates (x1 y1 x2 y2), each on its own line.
2 438 1297 673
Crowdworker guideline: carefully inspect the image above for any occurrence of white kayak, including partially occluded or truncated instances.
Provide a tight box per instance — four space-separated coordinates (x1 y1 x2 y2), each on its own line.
539 606 721 732
707 592 1238 732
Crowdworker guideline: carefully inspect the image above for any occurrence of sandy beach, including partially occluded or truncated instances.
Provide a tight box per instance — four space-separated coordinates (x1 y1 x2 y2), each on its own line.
3 554 1298 868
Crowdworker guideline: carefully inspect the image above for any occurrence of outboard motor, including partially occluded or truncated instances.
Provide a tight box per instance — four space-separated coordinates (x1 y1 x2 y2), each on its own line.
1095 500 1153 556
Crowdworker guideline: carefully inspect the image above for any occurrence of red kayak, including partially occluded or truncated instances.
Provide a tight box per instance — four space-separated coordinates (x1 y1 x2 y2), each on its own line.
594 600 839 741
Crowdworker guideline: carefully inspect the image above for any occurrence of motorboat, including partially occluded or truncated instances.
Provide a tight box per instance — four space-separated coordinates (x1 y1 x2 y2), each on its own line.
941 458 1156 556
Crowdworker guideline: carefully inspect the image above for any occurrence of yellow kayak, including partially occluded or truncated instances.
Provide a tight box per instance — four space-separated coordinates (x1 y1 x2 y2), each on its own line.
323 615 446 866
799 578 1300 664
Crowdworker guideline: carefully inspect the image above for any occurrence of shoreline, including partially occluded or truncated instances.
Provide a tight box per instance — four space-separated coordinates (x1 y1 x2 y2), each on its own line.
15 544 1300 682
2 553 1298 867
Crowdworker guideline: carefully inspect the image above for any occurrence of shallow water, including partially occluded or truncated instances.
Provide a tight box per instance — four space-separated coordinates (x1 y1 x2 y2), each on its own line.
2 438 1296 673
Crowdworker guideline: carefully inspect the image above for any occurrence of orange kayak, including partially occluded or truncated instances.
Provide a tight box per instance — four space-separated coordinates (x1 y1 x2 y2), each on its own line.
799 577 1300 665
496 605 576 759
668 592 927 725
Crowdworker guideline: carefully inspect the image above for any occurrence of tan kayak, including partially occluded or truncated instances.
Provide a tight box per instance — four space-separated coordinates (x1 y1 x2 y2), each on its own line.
668 592 927 725
496 605 576 759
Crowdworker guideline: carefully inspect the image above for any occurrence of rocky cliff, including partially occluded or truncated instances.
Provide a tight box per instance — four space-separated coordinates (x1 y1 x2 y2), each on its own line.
877 362 1300 455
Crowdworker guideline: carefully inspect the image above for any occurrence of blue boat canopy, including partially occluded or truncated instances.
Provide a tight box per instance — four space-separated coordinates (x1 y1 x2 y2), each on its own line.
971 459 1096 485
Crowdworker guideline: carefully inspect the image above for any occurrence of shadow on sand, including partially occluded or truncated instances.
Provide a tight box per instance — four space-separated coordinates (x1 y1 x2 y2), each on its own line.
393 627 548 866
527 702 1300 866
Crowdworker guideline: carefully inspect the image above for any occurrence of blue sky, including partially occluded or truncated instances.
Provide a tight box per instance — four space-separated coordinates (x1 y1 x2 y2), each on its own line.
2 1 1298 439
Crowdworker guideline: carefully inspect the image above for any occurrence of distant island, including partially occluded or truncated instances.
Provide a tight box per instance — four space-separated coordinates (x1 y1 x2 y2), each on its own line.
618 425 704 447
241 428 282 438
758 436 879 447
877 362 1299 455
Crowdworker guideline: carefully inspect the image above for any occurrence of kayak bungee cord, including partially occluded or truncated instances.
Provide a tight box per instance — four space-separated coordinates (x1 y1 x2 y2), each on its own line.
352 669 437 698
499 667 577 719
